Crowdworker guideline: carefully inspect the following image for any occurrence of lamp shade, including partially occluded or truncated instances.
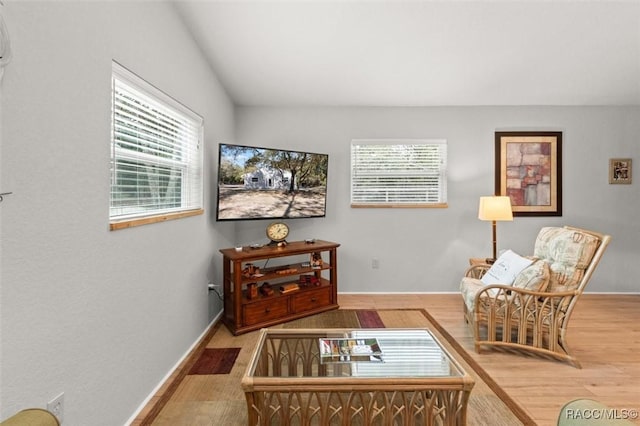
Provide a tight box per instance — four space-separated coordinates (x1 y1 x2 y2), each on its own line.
478 196 513 221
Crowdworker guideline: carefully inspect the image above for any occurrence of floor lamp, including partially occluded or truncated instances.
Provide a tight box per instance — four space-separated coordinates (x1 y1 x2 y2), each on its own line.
478 196 513 262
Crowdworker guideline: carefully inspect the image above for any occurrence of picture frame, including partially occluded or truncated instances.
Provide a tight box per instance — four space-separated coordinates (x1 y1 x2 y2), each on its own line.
495 131 562 217
609 158 632 184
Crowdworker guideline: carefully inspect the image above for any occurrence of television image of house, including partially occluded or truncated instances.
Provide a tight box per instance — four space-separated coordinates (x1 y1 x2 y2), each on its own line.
244 167 292 190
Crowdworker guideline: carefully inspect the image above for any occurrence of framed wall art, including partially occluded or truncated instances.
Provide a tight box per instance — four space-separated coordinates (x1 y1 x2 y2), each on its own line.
609 158 632 184
495 131 562 217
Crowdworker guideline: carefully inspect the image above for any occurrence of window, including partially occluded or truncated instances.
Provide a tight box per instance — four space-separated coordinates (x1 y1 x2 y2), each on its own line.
110 62 204 230
350 139 447 207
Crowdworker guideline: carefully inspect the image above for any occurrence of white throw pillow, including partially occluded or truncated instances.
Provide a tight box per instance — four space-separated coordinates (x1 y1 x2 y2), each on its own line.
480 250 533 286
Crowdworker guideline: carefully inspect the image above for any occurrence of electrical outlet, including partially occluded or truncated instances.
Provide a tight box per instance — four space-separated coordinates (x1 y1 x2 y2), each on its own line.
47 392 64 424
371 258 380 269
208 282 224 300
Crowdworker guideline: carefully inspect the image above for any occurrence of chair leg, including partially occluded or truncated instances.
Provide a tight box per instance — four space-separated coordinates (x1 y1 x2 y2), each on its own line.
462 301 472 324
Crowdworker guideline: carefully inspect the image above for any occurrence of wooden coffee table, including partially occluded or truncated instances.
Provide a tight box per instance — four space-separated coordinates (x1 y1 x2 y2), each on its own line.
242 328 475 425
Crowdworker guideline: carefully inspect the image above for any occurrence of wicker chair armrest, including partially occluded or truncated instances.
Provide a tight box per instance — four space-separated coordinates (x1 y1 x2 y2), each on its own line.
477 284 513 297
472 283 515 308
474 283 514 293
473 284 579 316
492 286 578 298
464 264 492 279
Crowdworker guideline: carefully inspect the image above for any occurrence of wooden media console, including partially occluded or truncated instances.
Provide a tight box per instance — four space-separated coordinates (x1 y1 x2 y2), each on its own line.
220 240 340 335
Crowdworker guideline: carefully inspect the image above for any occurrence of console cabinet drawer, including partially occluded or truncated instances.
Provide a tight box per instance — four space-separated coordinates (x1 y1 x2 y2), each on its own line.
243 298 289 326
292 287 331 313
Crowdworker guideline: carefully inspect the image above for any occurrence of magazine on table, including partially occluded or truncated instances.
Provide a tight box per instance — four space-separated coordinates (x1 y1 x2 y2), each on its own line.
318 337 383 363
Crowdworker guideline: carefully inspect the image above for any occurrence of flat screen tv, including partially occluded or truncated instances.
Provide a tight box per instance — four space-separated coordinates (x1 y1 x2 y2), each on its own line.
216 143 329 221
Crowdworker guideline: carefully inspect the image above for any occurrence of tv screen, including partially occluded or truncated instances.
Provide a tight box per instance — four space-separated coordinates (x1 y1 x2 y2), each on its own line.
216 143 328 221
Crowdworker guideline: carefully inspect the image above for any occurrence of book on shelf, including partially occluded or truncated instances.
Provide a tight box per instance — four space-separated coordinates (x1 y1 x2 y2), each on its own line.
279 283 300 294
318 337 383 363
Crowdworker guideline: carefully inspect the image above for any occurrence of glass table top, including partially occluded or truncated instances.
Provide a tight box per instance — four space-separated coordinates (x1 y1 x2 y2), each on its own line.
254 328 464 379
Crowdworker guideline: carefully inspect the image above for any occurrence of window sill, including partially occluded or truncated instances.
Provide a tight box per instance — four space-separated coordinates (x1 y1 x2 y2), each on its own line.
110 209 204 231
351 203 448 209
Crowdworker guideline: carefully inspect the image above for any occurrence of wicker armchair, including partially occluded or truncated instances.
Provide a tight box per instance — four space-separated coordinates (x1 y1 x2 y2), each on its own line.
460 226 611 368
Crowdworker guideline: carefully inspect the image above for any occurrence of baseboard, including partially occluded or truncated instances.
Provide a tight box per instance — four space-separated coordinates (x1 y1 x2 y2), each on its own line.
125 310 224 425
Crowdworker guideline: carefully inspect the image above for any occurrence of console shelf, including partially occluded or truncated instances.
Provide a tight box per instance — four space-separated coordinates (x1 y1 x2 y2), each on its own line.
220 240 340 335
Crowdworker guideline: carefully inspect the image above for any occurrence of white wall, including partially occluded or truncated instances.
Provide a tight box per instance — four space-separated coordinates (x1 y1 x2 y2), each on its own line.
1 2 234 424
235 106 639 293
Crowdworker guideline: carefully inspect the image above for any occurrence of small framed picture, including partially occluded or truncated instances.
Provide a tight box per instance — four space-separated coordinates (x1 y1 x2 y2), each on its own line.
609 158 632 184
310 252 323 268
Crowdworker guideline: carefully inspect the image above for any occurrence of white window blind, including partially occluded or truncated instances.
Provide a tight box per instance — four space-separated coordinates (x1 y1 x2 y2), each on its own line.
110 62 203 222
351 330 454 377
350 139 447 207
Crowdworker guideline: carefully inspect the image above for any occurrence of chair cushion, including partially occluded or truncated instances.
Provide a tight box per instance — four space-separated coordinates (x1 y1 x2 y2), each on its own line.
480 249 533 285
512 259 550 292
461 261 549 312
0 409 59 426
460 276 487 312
533 227 601 291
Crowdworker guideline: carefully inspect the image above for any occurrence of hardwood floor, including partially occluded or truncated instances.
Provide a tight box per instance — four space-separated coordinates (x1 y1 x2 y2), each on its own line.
338 293 640 426
133 293 640 425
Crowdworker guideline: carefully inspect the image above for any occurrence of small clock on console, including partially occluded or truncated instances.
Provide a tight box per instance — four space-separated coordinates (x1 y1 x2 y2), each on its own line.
266 222 289 245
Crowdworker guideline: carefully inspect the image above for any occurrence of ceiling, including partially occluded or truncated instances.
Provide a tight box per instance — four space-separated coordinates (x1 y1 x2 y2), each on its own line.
173 1 640 107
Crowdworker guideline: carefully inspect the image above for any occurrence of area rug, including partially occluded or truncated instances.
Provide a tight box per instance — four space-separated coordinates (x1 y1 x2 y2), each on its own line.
188 348 241 375
140 309 536 425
